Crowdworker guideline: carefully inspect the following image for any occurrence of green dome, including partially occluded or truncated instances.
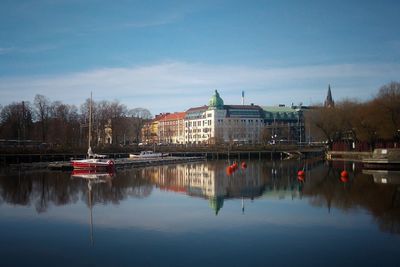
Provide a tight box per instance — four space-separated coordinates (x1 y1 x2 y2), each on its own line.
209 196 224 215
208 90 224 109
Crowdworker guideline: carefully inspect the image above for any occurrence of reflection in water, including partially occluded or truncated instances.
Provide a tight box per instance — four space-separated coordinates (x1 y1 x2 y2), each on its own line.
362 169 400 185
70 170 114 246
0 159 400 234
143 161 267 214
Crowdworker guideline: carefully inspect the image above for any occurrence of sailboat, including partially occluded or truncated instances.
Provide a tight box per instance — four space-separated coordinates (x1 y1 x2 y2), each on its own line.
71 93 115 170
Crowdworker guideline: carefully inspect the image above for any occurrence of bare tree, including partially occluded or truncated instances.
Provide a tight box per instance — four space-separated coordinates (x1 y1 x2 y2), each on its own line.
0 101 33 140
307 106 341 149
375 81 400 142
353 101 380 150
128 108 152 143
34 94 51 142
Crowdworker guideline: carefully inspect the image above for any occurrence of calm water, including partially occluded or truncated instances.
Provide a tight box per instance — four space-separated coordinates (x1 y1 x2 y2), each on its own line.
0 159 399 267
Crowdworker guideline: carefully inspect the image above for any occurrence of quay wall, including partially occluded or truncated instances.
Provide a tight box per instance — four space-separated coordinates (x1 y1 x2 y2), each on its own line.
326 151 373 161
0 148 325 167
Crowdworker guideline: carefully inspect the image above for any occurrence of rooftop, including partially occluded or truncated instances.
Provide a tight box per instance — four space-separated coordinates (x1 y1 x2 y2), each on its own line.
159 112 186 121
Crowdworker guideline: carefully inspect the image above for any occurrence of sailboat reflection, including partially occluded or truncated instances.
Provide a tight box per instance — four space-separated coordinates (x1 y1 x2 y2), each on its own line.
71 169 114 246
71 169 115 181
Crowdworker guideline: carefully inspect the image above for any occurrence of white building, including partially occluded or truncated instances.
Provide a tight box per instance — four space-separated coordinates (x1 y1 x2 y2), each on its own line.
184 90 264 144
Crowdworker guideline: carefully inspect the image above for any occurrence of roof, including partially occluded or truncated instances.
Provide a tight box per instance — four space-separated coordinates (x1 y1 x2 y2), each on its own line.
262 106 301 113
225 104 264 118
208 90 224 109
159 112 186 121
262 106 301 120
225 104 263 110
186 105 208 113
152 113 168 122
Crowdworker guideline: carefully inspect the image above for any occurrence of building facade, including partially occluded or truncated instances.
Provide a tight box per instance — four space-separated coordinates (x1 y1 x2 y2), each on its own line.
141 113 168 144
184 90 264 144
141 90 307 145
158 112 186 144
262 105 304 144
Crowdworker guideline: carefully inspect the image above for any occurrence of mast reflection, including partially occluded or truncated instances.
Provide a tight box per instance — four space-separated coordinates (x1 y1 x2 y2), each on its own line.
71 170 114 246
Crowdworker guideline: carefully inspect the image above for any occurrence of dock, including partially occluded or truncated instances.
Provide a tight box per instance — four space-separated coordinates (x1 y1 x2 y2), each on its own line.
46 156 206 171
362 148 400 170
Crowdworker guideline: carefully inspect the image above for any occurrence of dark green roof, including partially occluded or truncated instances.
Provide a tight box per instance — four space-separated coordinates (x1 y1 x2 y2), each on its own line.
262 106 301 121
208 90 224 109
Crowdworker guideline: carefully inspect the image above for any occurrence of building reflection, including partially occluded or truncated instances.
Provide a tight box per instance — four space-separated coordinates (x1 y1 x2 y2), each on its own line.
362 169 400 185
0 160 400 234
142 161 268 214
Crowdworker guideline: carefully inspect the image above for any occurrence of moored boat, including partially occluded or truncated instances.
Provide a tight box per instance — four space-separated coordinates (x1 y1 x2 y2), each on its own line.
129 150 169 158
71 158 115 170
70 93 115 170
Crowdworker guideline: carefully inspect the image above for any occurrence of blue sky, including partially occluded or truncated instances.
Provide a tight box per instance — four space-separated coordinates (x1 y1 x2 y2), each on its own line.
0 0 399 115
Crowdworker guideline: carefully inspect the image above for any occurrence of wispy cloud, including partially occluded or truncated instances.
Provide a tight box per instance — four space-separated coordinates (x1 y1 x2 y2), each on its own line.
0 44 58 55
0 47 14 55
0 61 398 113
76 14 181 35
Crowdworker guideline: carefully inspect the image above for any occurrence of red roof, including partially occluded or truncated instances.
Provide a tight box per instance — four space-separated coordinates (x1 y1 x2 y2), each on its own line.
159 112 186 121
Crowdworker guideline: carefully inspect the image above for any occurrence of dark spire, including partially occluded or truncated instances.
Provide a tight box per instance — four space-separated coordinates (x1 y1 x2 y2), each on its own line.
324 84 335 108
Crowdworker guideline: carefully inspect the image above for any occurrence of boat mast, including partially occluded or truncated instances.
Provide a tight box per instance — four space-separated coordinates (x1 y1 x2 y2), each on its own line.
88 92 92 152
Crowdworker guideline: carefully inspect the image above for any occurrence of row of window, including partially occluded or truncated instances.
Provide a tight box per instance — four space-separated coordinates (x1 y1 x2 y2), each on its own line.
215 119 262 124
185 128 211 133
186 134 209 139
185 120 212 127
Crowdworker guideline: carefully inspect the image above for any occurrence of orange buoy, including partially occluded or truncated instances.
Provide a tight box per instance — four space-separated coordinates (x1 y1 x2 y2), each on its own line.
241 162 247 169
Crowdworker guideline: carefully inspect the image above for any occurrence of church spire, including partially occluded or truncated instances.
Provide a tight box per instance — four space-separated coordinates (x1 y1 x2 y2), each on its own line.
324 84 335 108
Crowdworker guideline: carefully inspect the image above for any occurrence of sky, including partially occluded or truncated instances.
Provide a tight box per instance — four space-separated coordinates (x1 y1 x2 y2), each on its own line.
0 0 399 115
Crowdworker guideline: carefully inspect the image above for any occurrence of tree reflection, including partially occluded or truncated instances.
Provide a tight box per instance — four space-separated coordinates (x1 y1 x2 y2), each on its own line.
0 160 399 234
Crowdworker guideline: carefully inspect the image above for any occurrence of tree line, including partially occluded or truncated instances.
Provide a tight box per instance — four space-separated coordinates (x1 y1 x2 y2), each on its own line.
1 81 399 152
307 81 400 150
0 94 151 150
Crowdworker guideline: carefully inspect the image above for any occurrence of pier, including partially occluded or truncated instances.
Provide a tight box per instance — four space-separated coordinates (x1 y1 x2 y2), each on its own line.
40 156 206 171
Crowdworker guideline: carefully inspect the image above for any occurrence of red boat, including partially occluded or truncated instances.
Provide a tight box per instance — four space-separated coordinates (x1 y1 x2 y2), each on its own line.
70 93 115 171
71 158 115 170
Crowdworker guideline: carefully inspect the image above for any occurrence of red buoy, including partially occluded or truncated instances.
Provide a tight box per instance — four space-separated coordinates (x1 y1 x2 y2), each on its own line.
340 170 348 178
297 170 305 177
340 176 349 183
232 162 238 170
226 166 233 176
241 162 247 169
297 175 305 182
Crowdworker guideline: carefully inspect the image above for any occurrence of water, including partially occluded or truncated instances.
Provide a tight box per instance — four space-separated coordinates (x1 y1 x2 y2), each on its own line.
0 159 399 267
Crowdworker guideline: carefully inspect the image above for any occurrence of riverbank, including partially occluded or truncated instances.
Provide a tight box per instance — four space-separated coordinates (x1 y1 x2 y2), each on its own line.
0 146 325 166
326 151 373 161
7 156 206 171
